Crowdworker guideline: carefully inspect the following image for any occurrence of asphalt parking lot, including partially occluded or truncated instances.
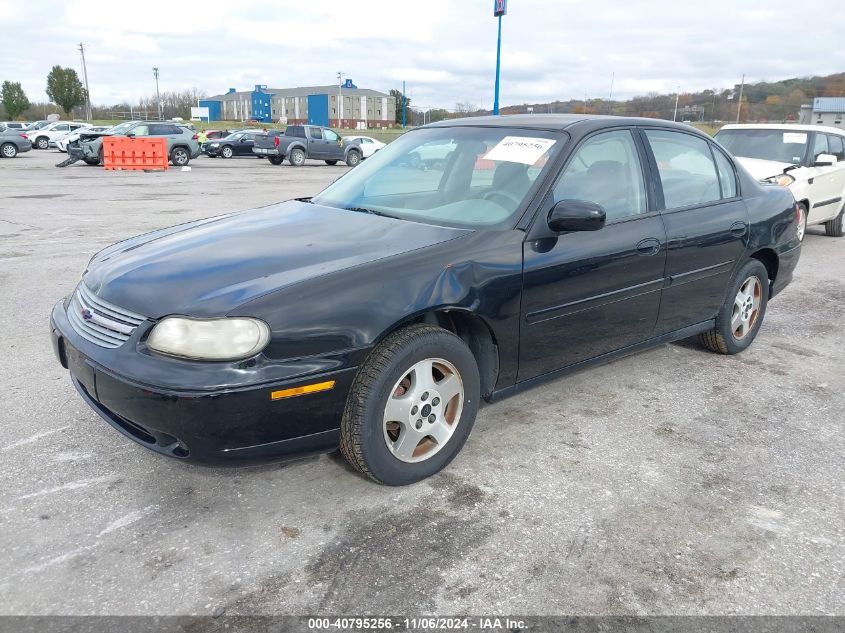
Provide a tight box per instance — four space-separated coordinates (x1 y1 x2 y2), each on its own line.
1 149 843 616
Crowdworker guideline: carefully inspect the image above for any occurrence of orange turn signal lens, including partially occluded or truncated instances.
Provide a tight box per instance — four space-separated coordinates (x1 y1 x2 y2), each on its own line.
271 380 336 401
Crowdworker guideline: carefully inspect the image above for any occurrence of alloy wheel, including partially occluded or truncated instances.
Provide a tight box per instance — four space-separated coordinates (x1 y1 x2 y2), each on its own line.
731 276 762 340
1 143 16 158
382 358 464 463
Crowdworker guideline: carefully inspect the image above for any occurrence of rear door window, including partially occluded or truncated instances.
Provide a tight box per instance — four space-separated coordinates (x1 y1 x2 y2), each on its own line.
712 148 738 199
645 130 721 209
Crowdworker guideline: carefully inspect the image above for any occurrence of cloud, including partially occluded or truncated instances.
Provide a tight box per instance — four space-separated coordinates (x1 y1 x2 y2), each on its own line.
2 0 844 110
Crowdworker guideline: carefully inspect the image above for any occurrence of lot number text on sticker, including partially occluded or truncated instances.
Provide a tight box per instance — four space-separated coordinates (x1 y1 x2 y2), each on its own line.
484 136 556 165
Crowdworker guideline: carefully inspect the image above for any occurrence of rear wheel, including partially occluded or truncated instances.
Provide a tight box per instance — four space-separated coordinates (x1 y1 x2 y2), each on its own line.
699 259 769 355
289 148 306 166
221 145 233 159
269 156 284 165
35 136 49 150
345 149 361 167
825 203 844 237
340 324 480 485
0 143 17 158
170 147 190 167
325 159 338 165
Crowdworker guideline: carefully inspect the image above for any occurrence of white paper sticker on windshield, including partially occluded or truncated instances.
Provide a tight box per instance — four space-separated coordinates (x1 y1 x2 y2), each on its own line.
484 136 556 165
783 132 807 144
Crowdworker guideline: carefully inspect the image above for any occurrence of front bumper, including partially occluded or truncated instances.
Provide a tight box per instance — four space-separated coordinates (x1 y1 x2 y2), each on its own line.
51 300 357 465
204 146 222 157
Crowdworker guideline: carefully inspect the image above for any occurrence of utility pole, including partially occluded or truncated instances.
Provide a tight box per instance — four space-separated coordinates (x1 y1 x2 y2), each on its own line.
736 74 745 123
608 72 615 114
152 67 162 119
402 80 406 128
78 42 92 121
673 86 680 121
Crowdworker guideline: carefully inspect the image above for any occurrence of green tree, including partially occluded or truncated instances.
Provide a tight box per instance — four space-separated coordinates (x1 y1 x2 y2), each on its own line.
390 89 411 124
46 65 86 116
1 81 31 119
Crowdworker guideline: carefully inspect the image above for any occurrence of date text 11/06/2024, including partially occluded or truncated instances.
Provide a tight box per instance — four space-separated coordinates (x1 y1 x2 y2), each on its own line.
306 617 527 630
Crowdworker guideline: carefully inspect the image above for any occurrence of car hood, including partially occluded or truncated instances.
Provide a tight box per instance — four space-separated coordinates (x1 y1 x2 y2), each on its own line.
734 157 795 181
83 200 469 318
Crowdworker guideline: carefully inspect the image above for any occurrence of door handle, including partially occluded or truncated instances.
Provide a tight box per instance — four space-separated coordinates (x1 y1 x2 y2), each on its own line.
730 221 748 237
636 238 661 256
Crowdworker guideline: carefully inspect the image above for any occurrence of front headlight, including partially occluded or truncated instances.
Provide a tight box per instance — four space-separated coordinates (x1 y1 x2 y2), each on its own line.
764 173 795 187
209 142 219 148
146 317 271 361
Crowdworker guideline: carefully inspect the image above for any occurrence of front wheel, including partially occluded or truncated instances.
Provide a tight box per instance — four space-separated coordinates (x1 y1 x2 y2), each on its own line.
797 203 808 242
345 150 361 167
221 145 233 159
699 259 769 355
0 143 17 158
289 148 306 166
340 324 480 486
825 203 844 237
170 147 190 167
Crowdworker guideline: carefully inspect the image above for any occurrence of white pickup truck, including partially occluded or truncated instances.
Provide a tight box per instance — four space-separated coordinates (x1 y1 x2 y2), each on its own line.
716 124 845 240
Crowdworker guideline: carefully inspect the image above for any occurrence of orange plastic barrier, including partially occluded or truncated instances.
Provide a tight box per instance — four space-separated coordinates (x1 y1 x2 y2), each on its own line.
103 136 168 171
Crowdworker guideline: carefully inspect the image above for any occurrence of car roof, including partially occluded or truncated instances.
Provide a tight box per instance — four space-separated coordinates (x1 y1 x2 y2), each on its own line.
425 113 706 134
720 123 845 136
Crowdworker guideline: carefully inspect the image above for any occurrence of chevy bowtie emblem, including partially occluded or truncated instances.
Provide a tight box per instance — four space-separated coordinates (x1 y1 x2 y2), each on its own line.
81 308 93 321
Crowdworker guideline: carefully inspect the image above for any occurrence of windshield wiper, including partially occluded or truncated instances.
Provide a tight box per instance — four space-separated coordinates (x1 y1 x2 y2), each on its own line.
783 164 801 174
343 206 397 219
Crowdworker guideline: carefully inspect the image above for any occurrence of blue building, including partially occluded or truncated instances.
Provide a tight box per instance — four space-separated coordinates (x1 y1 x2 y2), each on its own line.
198 83 396 127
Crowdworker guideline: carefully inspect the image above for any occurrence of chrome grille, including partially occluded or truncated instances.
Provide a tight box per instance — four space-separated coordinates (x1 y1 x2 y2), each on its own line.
67 283 147 348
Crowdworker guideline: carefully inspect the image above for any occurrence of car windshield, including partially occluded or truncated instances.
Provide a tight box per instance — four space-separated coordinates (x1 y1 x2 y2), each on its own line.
104 122 136 135
312 126 564 229
30 121 49 130
715 129 808 164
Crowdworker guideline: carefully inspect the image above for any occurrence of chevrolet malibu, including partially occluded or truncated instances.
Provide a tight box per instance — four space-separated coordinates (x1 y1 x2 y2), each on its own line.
50 115 801 486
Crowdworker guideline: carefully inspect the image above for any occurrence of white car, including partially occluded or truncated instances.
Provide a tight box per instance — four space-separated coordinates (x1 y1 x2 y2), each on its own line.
29 121 92 150
344 135 386 158
716 124 845 239
54 125 111 152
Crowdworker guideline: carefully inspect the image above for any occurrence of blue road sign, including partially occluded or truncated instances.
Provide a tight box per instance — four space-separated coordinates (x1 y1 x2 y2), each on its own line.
494 0 507 16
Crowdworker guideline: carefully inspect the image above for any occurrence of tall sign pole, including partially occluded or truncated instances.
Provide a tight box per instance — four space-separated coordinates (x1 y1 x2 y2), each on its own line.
402 80 407 128
78 42 92 121
493 0 507 115
736 73 745 123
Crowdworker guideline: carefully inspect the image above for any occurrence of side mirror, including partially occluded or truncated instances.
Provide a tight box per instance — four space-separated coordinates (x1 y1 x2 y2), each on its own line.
548 200 606 233
125 132 135 138
814 153 838 167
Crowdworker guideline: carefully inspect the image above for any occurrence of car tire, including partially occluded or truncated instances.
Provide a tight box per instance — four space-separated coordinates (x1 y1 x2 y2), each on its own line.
325 160 338 165
221 146 233 159
699 259 769 355
340 324 480 486
170 147 190 167
35 136 49 150
824 203 845 237
289 148 306 166
0 142 17 158
797 202 808 242
269 156 284 165
345 150 361 167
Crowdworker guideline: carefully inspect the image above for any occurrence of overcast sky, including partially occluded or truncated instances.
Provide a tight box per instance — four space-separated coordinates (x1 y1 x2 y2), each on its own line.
3 0 844 111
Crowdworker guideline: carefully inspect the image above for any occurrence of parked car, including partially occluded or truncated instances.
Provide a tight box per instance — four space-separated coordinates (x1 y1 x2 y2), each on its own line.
29 121 92 150
50 115 800 484
23 120 50 131
343 135 386 158
204 131 262 158
69 121 200 166
0 129 32 158
253 125 363 166
0 121 30 132
54 125 111 153
716 124 845 239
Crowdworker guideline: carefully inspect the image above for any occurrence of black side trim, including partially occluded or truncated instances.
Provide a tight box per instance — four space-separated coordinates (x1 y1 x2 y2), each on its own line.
489 320 714 402
668 260 734 287
813 197 842 209
526 278 664 324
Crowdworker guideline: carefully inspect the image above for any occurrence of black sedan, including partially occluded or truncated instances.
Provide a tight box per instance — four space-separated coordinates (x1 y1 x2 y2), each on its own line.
204 131 261 158
50 115 801 485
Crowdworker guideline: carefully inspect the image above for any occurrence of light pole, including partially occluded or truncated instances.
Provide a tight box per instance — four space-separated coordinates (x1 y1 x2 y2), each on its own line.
736 74 745 123
337 71 343 127
78 42 92 121
152 67 162 119
493 0 507 115
673 86 680 121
